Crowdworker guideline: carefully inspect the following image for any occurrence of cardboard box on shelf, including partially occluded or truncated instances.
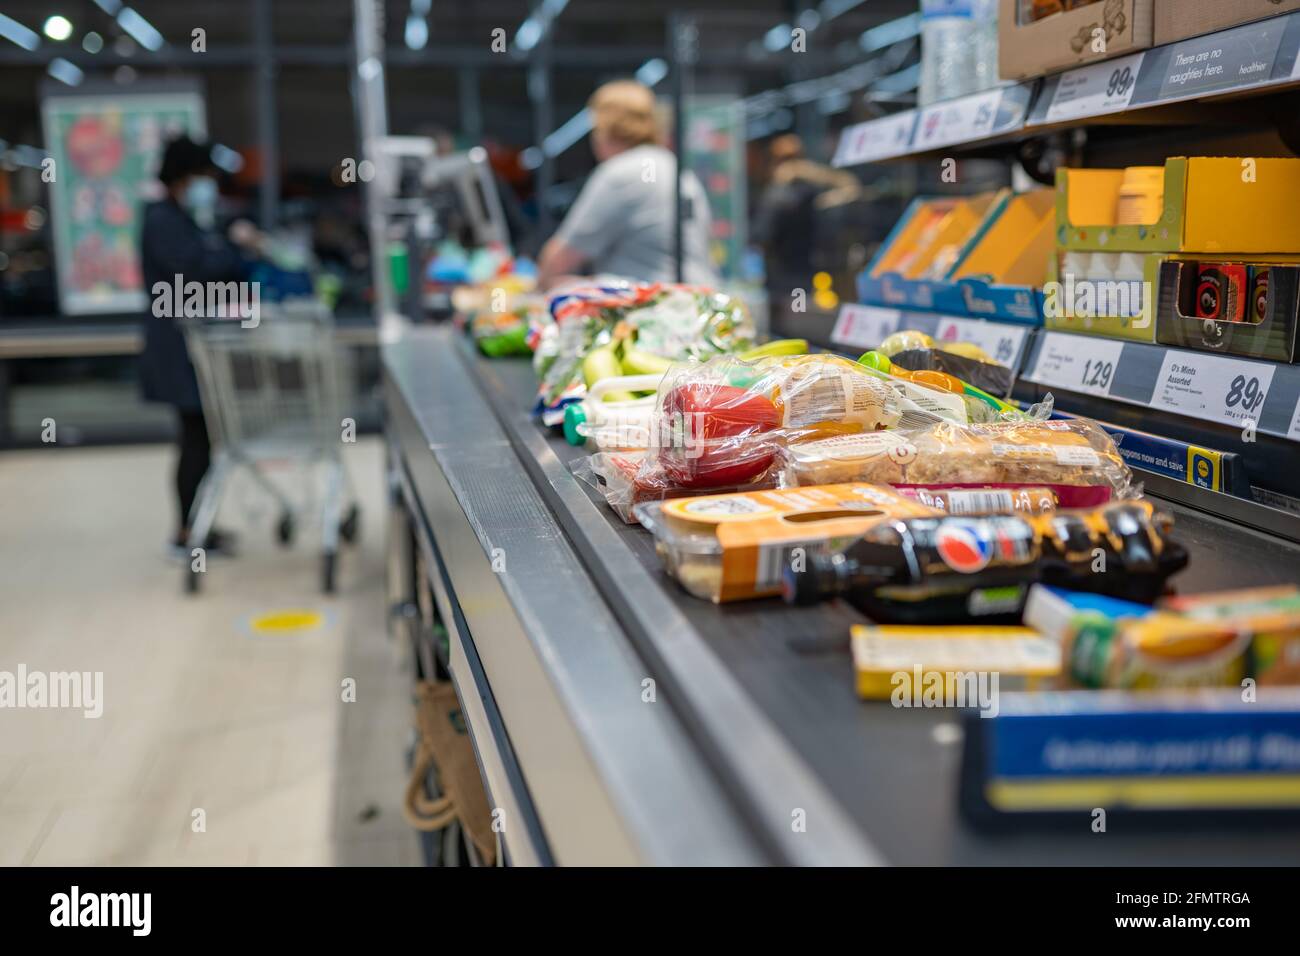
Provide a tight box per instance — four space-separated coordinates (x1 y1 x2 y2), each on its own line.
1043 249 1164 342
1154 0 1300 47
858 189 1054 324
1056 158 1300 254
1155 257 1300 363
999 0 1154 81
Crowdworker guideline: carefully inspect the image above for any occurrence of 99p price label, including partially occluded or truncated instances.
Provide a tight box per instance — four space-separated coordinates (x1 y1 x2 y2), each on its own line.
1044 52 1146 123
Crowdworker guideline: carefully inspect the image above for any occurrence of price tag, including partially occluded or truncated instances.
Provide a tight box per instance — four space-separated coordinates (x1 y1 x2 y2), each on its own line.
934 317 1028 369
1158 19 1287 102
831 304 902 351
833 112 916 166
913 88 1002 151
1027 332 1124 398
1151 352 1275 428
1288 395 1300 440
1045 52 1145 122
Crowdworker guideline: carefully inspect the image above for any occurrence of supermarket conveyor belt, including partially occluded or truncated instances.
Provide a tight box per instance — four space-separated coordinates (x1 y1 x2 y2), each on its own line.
384 324 1300 865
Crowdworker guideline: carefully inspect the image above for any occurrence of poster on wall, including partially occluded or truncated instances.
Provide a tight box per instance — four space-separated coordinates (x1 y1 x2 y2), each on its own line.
684 96 747 281
40 81 206 315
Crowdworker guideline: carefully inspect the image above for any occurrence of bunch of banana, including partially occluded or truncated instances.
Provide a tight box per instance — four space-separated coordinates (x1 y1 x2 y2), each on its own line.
582 338 810 403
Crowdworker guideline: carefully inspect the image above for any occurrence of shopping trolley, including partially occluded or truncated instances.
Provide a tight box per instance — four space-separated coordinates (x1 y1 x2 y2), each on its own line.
181 299 361 594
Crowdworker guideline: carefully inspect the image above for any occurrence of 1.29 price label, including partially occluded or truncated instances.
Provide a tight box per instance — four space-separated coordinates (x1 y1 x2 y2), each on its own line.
1027 333 1124 398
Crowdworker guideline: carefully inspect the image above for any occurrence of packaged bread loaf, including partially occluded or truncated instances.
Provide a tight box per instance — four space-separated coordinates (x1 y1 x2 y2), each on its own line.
781 418 1132 507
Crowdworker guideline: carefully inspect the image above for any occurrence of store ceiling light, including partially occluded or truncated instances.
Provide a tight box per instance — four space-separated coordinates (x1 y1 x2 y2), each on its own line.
43 15 74 42
520 146 543 170
82 31 104 53
514 0 568 53
542 109 590 158
819 0 867 17
92 0 123 14
210 144 244 174
116 7 163 51
404 14 427 50
763 24 791 52
860 13 921 54
872 62 920 94
515 18 542 51
46 57 85 86
0 13 40 50
635 57 668 87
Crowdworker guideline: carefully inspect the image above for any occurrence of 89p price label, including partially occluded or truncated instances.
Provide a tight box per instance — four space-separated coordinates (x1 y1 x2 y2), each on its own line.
1153 352 1276 427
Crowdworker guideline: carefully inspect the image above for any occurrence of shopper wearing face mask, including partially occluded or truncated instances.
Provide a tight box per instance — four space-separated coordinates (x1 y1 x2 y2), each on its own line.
139 135 265 558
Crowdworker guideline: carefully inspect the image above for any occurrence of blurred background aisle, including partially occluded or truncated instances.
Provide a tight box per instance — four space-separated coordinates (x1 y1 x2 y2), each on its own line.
0 436 418 866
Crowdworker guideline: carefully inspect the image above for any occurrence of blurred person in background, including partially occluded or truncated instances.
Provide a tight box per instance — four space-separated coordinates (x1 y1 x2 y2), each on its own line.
537 79 717 289
138 135 265 558
752 134 861 307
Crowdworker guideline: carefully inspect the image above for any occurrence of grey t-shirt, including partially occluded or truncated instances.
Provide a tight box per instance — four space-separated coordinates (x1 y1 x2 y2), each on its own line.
555 144 718 286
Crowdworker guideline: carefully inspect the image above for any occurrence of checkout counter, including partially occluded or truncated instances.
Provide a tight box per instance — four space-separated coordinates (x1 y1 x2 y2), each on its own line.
383 322 1300 866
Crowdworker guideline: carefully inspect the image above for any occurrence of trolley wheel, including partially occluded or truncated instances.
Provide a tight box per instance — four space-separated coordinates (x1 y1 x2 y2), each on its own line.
322 551 338 594
184 565 201 595
276 513 295 547
340 504 360 544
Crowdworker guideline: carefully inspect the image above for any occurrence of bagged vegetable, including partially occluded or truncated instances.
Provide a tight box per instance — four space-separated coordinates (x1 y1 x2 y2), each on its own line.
649 352 958 491
534 280 755 413
572 450 779 525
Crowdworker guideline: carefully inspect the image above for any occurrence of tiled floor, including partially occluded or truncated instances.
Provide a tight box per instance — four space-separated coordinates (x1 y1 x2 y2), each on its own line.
0 437 420 866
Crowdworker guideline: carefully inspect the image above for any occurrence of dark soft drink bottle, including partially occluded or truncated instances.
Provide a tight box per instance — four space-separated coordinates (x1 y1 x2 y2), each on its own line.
783 502 1187 624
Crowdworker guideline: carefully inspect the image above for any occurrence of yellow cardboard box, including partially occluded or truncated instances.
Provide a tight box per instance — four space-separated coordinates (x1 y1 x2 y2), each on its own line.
1057 157 1300 253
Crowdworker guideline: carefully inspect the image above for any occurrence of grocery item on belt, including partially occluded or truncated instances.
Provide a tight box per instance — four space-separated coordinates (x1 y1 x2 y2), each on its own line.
888 346 1015 398
858 349 1019 423
960 687 1300 821
633 483 937 602
534 281 756 412
1063 585 1300 690
878 329 935 356
899 485 1058 515
562 373 662 447
470 304 539 357
851 625 1060 701
1023 583 1155 645
781 417 1133 507
573 450 781 525
783 500 1188 624
652 353 959 491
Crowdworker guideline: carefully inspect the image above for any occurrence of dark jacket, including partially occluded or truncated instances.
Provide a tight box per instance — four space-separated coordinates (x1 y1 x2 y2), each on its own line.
138 199 245 410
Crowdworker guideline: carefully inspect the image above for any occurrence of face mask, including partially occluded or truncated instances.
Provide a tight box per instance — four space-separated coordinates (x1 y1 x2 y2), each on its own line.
183 176 218 224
